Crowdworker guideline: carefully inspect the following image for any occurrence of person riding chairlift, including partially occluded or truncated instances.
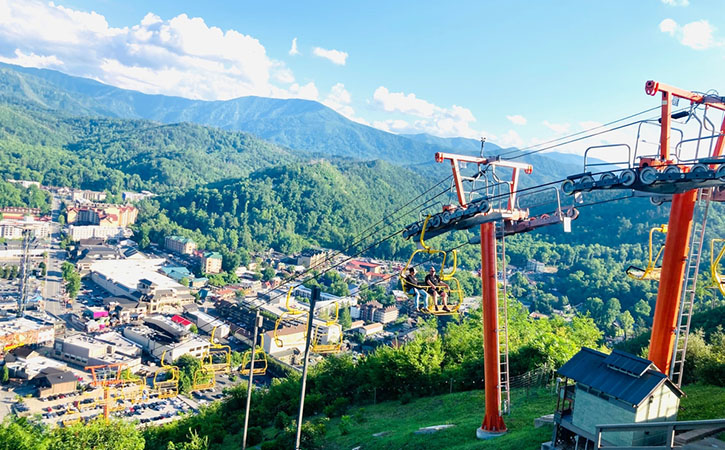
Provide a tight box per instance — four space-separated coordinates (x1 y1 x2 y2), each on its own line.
404 267 428 311
425 266 450 312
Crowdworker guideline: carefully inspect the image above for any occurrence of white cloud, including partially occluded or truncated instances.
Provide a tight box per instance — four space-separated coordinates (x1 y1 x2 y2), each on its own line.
681 20 716 50
659 18 719 50
313 47 348 65
506 114 527 125
0 0 310 101
287 82 319 100
542 120 570 134
289 37 299 56
661 0 689 6
659 18 678 35
322 82 368 124
497 129 524 148
0 48 63 68
371 86 487 138
373 86 436 117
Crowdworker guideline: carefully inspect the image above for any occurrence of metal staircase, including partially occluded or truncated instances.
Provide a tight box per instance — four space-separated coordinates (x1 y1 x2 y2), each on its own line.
497 225 511 414
670 188 711 386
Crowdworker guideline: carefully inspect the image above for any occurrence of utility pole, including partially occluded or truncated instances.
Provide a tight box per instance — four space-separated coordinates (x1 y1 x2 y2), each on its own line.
242 311 263 450
295 286 320 450
17 230 31 317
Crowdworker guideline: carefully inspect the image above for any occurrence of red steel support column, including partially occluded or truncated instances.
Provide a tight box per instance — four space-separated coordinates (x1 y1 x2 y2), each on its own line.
648 190 697 374
478 221 506 436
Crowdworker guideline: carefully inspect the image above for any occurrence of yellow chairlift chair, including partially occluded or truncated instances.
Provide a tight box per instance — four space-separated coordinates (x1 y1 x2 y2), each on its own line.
241 335 268 376
626 225 668 281
310 302 343 354
400 215 464 316
273 287 308 348
153 351 180 399
710 238 725 296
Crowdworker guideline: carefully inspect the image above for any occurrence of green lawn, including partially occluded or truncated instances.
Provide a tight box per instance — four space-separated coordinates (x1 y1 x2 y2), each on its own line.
313 384 725 450
319 388 556 450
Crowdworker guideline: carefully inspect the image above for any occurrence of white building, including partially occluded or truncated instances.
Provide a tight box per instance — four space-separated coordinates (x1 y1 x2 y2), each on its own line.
68 225 131 241
122 325 210 361
185 310 230 338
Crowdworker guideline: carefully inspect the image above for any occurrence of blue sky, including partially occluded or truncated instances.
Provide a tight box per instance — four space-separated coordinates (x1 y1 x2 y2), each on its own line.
0 0 723 151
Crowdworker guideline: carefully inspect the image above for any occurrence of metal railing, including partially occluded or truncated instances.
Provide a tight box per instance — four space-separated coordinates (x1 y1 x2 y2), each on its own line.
595 418 725 449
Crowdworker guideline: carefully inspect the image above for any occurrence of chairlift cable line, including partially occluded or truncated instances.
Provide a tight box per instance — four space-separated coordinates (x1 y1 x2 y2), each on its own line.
253 174 453 299
496 105 663 160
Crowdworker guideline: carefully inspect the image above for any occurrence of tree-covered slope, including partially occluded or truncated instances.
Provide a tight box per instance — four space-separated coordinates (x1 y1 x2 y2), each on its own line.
0 101 295 193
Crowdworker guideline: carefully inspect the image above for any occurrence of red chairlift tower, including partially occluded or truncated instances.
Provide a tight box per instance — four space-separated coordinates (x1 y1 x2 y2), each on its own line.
561 80 725 379
644 81 725 376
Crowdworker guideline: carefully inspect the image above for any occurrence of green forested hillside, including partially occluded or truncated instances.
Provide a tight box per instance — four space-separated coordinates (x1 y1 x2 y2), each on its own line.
0 101 295 193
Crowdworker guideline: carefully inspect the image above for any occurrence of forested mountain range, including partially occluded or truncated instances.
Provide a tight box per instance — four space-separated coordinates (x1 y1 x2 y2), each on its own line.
0 62 599 182
1 62 725 337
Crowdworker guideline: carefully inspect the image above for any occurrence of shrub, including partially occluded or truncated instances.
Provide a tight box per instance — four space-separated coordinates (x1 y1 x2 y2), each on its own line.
399 392 414 405
338 415 352 435
246 426 263 446
323 397 349 418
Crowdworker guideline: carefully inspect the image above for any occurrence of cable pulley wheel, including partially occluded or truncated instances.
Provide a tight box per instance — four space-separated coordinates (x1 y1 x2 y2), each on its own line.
561 179 576 195
716 164 725 182
690 164 710 182
639 167 658 185
598 172 616 188
579 175 595 192
620 169 636 187
663 165 681 183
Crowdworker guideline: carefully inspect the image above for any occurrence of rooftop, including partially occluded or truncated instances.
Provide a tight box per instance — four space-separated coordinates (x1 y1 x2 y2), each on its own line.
558 347 684 407
90 258 186 293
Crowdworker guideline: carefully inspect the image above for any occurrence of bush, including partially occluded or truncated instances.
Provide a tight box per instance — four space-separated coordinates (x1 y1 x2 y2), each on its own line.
352 408 367 424
338 415 352 435
273 411 290 430
323 397 349 418
700 361 725 386
399 392 414 405
246 426 263 446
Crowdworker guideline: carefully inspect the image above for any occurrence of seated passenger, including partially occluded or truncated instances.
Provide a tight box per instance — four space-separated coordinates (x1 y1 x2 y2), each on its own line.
404 267 428 311
425 266 450 312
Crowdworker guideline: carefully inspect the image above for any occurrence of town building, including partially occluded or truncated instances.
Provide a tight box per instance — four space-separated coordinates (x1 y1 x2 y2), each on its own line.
122 325 210 361
164 236 197 255
360 322 384 337
296 249 328 268
34 367 78 397
184 310 230 338
527 259 546 273
0 207 41 221
552 348 684 448
0 316 55 353
263 324 307 356
71 189 107 203
3 347 67 380
200 252 222 274
122 191 155 202
0 218 50 239
89 259 194 313
52 332 142 370
66 203 138 227
355 301 399 324
103 297 146 323
68 225 130 241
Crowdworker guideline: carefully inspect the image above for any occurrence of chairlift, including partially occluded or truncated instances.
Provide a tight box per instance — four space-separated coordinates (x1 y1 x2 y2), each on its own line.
710 239 725 296
241 335 268 376
311 302 343 354
273 287 308 348
400 215 464 316
191 366 216 391
152 351 179 399
626 225 668 281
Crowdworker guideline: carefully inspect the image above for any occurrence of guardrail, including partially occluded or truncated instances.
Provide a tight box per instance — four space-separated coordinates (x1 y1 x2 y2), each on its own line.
595 418 725 449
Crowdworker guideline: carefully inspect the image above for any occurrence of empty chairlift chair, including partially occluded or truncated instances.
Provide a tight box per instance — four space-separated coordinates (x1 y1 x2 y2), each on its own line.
241 335 268 376
626 225 668 281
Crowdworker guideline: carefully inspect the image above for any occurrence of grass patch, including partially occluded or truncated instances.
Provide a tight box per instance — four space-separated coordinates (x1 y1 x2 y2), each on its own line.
319 388 556 450
678 384 725 421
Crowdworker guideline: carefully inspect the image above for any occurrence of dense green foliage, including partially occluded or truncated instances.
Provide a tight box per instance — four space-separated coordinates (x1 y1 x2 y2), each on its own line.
0 100 295 195
143 301 601 449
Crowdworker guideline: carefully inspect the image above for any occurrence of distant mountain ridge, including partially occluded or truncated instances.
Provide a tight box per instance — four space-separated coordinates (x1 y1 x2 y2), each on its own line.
0 62 593 182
